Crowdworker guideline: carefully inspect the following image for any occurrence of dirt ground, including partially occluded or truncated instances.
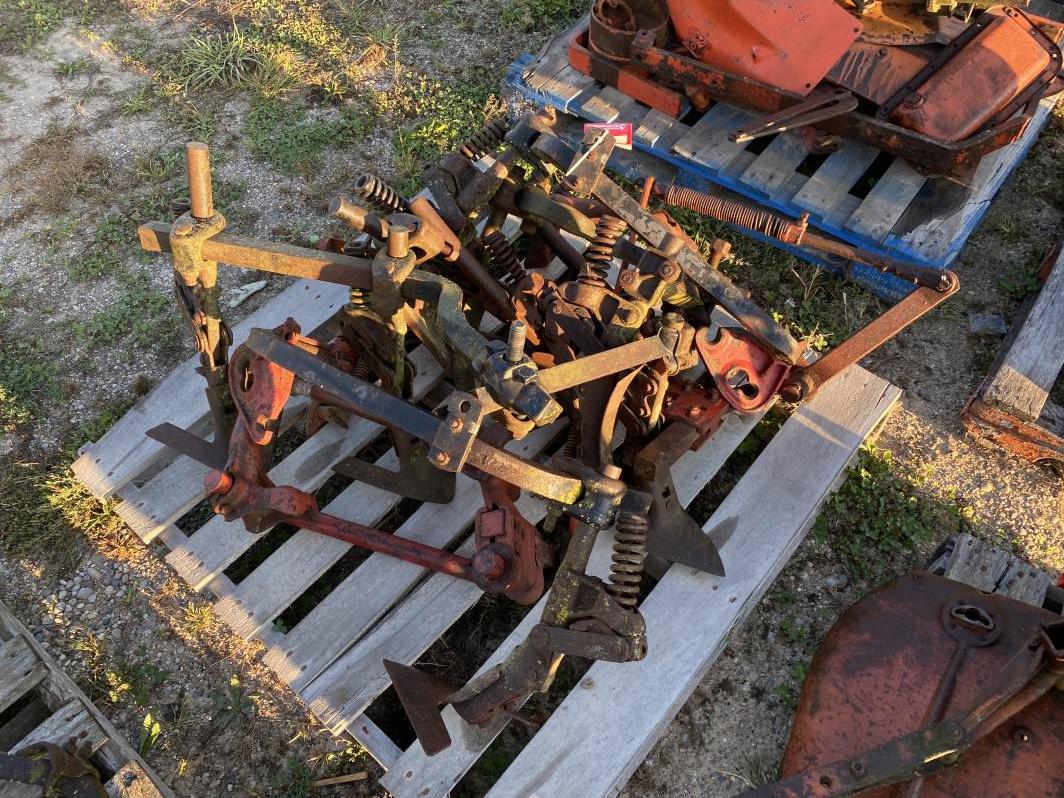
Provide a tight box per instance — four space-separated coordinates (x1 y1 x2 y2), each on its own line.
0 1 1062 796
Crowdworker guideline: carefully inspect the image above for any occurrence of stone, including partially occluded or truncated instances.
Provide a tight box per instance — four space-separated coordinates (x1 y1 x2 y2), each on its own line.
223 280 268 308
824 573 849 589
967 312 1009 336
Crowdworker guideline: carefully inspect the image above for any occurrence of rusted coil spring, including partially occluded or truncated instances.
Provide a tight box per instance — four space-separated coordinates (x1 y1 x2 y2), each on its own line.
353 173 410 215
608 510 648 608
459 118 509 161
583 215 628 285
665 185 806 246
482 230 525 284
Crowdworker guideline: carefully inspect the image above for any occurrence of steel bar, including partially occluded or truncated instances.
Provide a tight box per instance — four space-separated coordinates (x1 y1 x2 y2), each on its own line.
139 221 374 288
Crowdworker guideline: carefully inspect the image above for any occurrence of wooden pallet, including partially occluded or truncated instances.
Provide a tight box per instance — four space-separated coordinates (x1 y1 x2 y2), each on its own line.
0 600 175 798
506 23 1058 298
962 243 1064 464
928 532 1064 614
71 271 900 795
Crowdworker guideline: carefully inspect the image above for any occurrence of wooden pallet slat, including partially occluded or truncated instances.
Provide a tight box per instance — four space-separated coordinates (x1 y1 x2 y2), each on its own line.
845 158 927 242
14 700 108 754
739 132 810 198
0 638 47 715
790 142 878 218
690 110 757 172
980 245 1064 421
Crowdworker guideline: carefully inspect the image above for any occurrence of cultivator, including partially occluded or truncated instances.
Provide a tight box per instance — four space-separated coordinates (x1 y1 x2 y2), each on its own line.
139 107 956 754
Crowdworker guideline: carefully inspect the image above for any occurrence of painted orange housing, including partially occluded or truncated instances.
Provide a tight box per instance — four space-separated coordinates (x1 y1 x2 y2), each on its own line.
891 7 1058 142
665 0 862 96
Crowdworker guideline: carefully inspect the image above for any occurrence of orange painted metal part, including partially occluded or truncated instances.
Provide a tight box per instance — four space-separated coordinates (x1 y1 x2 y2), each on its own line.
890 7 1061 143
777 573 1064 798
665 0 863 96
568 27 686 118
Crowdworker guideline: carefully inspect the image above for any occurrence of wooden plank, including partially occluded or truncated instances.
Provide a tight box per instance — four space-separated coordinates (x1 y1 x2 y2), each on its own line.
671 104 739 161
691 110 758 172
470 368 898 798
524 49 569 92
738 133 809 197
579 86 640 123
941 534 1011 592
845 158 926 242
71 282 349 499
791 143 879 218
0 638 46 715
634 109 680 150
538 65 597 111
164 347 443 591
0 698 51 751
379 401 778 798
12 700 107 753
0 783 40 798
997 561 1052 607
104 762 167 798
348 717 402 770
982 245 1064 421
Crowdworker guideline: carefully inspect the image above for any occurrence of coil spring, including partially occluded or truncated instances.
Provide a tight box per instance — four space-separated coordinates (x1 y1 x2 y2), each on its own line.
608 510 648 609
353 173 410 215
482 231 524 284
583 215 627 285
459 118 508 161
665 185 805 245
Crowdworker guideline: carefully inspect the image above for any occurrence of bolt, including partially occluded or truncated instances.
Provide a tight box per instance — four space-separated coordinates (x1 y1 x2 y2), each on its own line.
1012 727 1032 745
448 417 464 433
387 222 411 258
433 451 451 466
688 406 702 418
507 320 527 364
473 549 508 581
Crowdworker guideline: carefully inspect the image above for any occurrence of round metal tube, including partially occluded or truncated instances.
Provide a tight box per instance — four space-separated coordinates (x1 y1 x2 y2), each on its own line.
186 142 213 219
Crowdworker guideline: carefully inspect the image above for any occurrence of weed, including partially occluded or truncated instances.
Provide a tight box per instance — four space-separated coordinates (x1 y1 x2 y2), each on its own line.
814 445 974 582
502 0 578 30
174 27 265 91
2 0 65 54
0 339 61 432
73 280 176 348
242 100 366 175
212 675 259 731
120 85 159 114
271 755 314 798
134 146 183 180
169 101 218 142
182 602 216 633
54 56 91 78
139 712 162 756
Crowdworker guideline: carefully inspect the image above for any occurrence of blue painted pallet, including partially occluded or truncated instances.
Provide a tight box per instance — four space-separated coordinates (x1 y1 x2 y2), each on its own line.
505 39 1057 301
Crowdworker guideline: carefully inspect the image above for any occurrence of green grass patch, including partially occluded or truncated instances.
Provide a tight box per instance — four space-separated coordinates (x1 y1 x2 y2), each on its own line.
243 99 369 174
0 284 61 432
502 0 579 30
73 279 176 348
814 445 976 582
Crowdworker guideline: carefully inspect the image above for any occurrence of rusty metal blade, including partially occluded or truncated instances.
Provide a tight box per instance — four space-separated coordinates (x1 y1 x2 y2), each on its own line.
146 423 227 471
646 507 725 576
383 660 463 756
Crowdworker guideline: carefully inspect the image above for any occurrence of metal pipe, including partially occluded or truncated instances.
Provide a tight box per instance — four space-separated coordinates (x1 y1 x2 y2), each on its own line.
186 142 213 219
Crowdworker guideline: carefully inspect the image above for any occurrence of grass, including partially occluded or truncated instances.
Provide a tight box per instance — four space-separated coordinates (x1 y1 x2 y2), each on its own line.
6 122 109 214
242 99 368 175
0 337 62 432
501 0 580 30
813 445 977 583
173 27 265 91
72 278 177 349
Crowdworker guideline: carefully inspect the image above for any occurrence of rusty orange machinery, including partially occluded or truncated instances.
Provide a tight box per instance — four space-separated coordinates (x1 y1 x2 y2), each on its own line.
568 0 1064 177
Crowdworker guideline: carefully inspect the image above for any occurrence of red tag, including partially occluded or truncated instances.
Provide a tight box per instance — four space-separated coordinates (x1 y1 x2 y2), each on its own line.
583 122 633 150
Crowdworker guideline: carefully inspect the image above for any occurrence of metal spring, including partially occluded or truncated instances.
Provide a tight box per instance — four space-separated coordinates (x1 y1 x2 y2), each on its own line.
482 231 524 284
459 118 508 161
583 215 627 285
353 173 410 215
665 185 806 245
608 510 648 608
348 287 369 306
